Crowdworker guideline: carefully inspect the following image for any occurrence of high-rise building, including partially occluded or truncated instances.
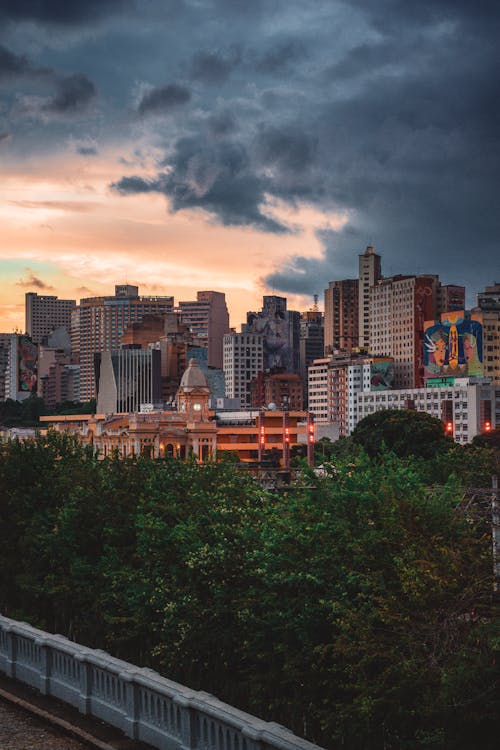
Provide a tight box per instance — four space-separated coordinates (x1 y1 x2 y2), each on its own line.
437 285 466 313
120 314 166 349
186 346 226 400
0 334 38 401
324 279 359 354
370 275 441 389
308 353 390 436
25 292 76 344
475 282 500 386
70 307 80 364
37 346 68 409
0 334 12 400
37 345 79 409
369 275 466 389
358 245 382 349
244 296 300 373
177 291 230 370
223 332 264 408
477 282 500 310
328 355 373 437
307 358 330 423
299 310 324 386
78 286 174 401
95 347 162 414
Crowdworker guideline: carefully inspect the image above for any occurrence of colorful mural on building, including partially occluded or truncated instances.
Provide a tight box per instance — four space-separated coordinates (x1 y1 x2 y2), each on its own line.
371 358 395 390
18 336 38 393
424 311 483 381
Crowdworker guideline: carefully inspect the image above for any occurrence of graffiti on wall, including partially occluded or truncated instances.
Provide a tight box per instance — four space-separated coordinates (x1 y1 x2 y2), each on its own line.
371 358 395 390
246 298 295 371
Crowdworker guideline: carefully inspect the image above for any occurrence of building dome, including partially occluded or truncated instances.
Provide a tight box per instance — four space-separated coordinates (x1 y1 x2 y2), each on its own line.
179 358 209 390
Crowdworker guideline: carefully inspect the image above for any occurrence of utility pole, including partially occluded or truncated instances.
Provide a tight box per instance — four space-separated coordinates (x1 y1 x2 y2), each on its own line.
492 475 499 596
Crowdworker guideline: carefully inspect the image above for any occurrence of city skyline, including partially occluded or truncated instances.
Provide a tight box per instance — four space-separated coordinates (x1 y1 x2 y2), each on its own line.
1 2 498 332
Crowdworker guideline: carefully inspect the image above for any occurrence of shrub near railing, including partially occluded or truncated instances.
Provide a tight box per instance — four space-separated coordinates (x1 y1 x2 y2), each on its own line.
0 615 324 750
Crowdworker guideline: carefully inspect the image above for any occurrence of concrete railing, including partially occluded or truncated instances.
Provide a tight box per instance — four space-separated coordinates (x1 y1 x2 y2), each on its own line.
0 615 324 750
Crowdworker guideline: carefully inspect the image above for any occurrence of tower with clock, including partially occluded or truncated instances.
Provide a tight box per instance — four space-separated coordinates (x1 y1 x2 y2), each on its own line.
176 358 211 421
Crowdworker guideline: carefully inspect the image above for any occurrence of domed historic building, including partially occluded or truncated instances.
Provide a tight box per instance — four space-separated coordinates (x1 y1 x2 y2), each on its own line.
41 358 313 466
177 358 211 421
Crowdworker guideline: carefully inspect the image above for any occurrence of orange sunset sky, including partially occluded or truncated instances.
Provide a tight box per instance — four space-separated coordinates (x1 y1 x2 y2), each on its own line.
1 147 347 332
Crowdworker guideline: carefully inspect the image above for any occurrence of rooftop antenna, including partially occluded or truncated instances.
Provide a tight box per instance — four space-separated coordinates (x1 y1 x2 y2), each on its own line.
312 294 319 312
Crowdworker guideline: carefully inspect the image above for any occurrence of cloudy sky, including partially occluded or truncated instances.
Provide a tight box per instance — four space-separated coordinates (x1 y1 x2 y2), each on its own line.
1 0 498 331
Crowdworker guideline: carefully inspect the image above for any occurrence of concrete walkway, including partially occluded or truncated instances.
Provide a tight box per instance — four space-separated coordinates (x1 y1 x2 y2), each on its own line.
0 673 154 750
0 699 86 749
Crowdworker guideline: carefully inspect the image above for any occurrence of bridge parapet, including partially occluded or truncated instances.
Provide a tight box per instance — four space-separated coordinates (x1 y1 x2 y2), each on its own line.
0 615 324 750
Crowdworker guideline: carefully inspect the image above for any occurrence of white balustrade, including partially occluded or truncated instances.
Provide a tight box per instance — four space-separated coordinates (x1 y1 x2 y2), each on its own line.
0 615 324 750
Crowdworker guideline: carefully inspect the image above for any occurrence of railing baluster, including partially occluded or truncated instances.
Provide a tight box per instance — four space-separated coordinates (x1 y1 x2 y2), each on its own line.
0 616 323 750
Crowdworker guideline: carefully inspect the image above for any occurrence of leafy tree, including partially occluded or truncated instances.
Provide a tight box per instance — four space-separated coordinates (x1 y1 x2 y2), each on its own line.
472 426 500 450
52 398 96 415
352 409 453 459
0 395 47 427
0 433 497 750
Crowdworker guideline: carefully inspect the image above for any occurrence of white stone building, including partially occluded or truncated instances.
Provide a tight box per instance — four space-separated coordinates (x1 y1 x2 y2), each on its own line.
355 378 496 444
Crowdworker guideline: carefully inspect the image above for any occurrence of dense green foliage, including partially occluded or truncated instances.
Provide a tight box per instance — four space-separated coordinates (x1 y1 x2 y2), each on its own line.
0 432 498 750
351 409 453 459
0 396 95 427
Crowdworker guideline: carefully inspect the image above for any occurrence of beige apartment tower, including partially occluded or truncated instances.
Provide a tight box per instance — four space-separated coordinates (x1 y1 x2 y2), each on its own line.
25 292 76 343
475 282 500 386
324 279 359 354
369 275 439 389
78 286 174 401
178 291 230 370
358 245 382 350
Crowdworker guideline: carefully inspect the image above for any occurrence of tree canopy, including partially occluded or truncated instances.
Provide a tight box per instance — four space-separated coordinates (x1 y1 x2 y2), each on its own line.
0 396 95 428
351 409 453 459
0 432 498 750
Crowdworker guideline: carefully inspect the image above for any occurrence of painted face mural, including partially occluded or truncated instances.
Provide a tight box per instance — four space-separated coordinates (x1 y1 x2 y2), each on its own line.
448 324 459 369
464 334 476 362
433 337 447 367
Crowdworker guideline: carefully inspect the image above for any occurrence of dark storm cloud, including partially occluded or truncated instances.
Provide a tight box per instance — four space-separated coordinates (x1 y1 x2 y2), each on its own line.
0 45 33 77
137 84 191 115
257 1 500 298
325 41 406 81
206 110 238 136
255 39 307 74
43 73 96 114
265 225 370 296
344 0 500 32
0 0 129 25
257 127 317 176
0 45 51 79
0 133 10 143
189 49 240 85
113 137 289 233
86 0 499 301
